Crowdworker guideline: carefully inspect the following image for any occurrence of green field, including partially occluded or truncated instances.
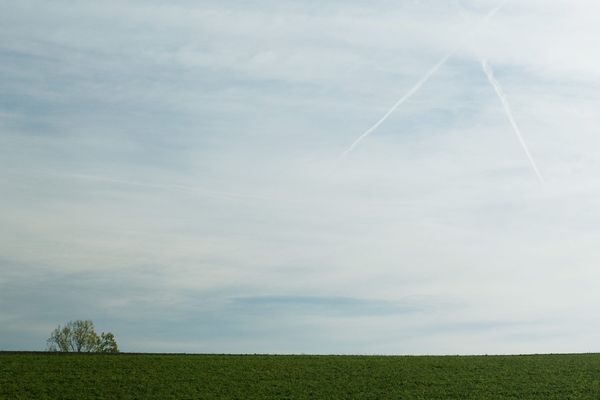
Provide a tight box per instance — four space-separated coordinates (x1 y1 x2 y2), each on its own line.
2 352 600 399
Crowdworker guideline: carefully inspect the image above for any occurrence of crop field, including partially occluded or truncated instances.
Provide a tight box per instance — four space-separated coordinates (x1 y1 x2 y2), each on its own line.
2 352 600 399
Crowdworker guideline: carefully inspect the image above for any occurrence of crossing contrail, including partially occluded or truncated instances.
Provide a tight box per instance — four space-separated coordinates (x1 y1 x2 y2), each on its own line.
337 1 507 162
481 59 544 184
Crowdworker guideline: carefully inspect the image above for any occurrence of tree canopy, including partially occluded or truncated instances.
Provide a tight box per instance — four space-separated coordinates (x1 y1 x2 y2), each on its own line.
47 320 119 353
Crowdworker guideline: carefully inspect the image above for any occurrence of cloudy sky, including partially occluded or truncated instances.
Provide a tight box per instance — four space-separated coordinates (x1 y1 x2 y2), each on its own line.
2 0 600 354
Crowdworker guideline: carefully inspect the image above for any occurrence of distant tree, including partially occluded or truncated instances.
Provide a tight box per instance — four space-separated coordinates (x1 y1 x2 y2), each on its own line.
97 332 119 353
47 320 119 353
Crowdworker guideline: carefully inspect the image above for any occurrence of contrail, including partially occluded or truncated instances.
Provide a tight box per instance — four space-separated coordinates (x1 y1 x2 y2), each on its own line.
338 54 451 160
337 1 507 162
481 59 544 184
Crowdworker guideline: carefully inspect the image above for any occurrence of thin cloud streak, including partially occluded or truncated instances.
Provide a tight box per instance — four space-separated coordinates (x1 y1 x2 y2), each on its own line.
53 172 267 201
481 59 544 184
337 1 508 162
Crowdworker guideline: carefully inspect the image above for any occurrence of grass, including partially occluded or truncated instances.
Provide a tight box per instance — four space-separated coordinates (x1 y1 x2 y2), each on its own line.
3 352 600 399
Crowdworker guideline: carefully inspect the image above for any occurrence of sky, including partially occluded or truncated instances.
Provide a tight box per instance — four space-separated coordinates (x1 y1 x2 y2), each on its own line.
2 0 600 354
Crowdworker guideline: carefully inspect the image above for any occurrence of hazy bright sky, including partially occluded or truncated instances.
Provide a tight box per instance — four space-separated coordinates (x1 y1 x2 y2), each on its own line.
2 0 600 354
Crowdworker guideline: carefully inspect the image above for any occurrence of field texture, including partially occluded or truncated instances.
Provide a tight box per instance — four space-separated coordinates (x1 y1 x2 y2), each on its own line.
2 352 600 399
